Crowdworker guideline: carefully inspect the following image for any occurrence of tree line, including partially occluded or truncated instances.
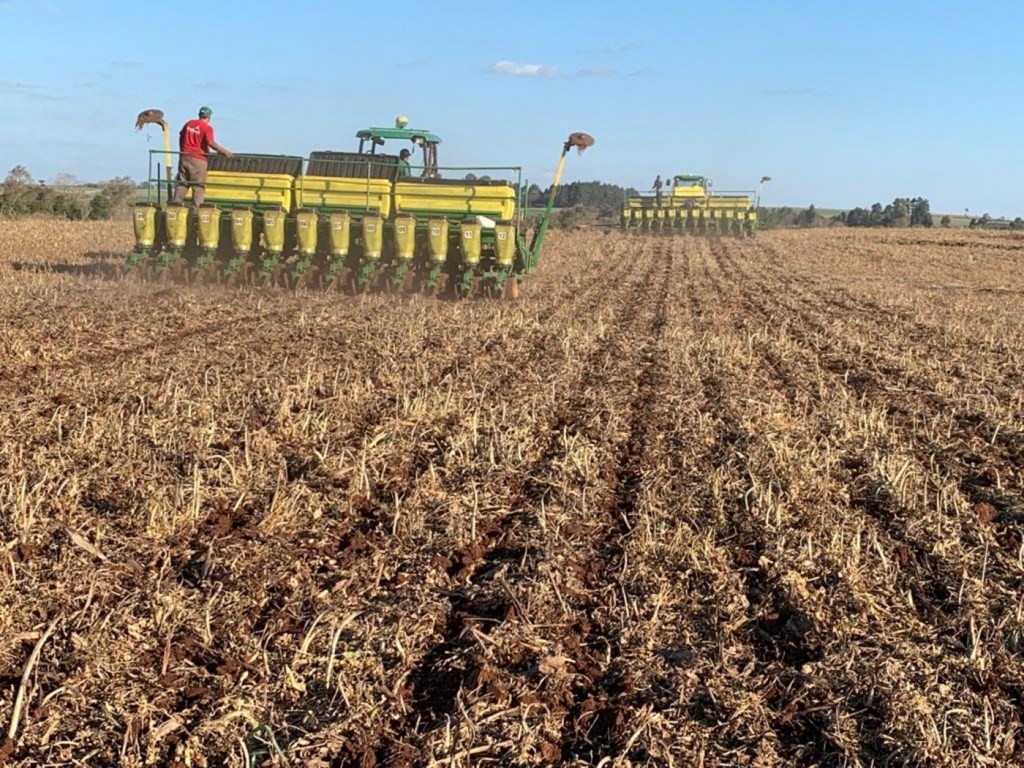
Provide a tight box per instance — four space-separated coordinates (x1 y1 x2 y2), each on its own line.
838 198 933 227
0 166 139 220
462 176 637 209
538 181 638 208
965 213 1024 230
760 198 935 229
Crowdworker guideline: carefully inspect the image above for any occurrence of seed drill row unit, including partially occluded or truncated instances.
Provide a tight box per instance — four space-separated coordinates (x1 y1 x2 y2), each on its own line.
622 175 758 236
129 119 593 294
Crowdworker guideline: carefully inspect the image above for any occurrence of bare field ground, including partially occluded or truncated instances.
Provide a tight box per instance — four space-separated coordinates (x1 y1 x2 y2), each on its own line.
0 222 1022 767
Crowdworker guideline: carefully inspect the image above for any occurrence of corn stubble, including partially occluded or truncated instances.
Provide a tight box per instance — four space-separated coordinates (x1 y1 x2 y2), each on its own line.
0 222 1022 766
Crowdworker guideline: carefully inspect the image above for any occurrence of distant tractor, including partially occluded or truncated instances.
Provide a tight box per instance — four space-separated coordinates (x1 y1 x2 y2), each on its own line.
622 174 758 237
128 114 593 297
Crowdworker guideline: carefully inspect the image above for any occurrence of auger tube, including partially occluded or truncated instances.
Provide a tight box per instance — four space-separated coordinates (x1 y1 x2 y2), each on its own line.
528 132 594 268
528 143 570 266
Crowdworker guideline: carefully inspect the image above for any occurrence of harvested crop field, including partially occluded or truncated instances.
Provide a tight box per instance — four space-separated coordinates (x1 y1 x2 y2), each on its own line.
1 221 1023 767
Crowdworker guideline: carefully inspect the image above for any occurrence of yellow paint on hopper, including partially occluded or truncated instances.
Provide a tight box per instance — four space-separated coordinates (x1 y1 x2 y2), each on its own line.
395 182 515 220
231 209 255 253
133 204 156 247
186 171 296 211
427 218 449 264
165 206 189 248
297 177 392 217
197 206 222 250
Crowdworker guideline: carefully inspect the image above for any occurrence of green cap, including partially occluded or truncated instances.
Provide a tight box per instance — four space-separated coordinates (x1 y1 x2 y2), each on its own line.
198 106 213 118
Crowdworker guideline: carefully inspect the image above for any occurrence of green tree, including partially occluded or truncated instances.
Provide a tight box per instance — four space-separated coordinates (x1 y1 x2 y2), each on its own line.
885 198 910 227
910 197 932 227
846 207 870 227
88 194 113 220
51 194 84 220
796 204 819 227
546 181 633 208
940 215 951 227
1 165 34 216
99 176 136 217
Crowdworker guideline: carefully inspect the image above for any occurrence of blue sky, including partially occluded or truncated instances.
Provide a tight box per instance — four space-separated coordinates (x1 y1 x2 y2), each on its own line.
0 0 1021 215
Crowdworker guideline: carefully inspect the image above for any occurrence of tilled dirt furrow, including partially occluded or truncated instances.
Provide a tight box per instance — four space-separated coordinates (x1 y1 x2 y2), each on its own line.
702 236 1024 764
678 239 871 764
369 239 667 764
0 239 647 765
754 237 1023 398
711 239 1012 602
714 239 1023 574
3 225 1023 768
549 239 674 764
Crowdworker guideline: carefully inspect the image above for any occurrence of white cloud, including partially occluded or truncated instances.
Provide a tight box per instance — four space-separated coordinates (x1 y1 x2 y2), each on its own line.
487 61 559 78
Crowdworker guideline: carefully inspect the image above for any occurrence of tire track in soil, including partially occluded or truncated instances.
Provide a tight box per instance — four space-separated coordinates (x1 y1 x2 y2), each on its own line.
384 240 673 765
705 238 1023 762
690 237 878 765
552 238 673 765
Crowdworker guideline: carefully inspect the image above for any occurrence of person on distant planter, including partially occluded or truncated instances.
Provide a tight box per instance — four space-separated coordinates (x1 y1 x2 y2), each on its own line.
397 148 413 177
652 174 663 206
172 106 233 207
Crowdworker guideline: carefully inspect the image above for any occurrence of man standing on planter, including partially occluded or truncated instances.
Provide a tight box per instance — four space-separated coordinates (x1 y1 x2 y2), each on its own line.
171 106 234 207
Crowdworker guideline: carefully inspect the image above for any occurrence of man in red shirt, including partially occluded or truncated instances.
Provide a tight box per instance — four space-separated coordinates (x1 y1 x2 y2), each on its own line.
171 106 233 206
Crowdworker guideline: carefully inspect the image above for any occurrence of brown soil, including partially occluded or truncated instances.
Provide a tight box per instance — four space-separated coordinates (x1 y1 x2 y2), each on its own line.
0 222 1022 766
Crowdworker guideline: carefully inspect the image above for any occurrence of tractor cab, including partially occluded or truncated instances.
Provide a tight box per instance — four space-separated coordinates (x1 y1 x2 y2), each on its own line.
356 116 442 178
671 175 710 199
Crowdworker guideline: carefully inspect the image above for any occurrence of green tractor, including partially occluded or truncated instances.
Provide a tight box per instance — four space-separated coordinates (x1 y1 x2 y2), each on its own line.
128 113 594 297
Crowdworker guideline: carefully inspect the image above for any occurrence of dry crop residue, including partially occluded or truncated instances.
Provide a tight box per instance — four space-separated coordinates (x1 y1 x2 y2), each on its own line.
0 222 1022 767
